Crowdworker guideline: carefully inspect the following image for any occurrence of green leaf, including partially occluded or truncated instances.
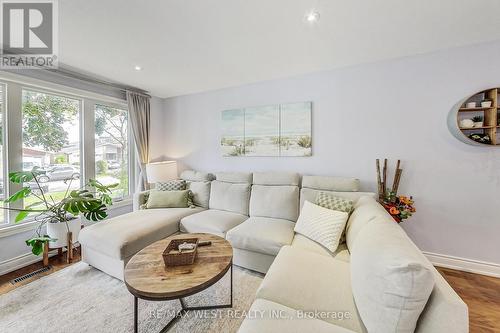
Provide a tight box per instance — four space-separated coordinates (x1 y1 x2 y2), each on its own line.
83 204 108 221
15 210 30 223
100 193 113 206
4 187 31 203
8 167 44 184
25 236 56 256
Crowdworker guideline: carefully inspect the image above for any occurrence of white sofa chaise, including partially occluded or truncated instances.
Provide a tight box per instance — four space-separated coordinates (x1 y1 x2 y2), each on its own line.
78 170 212 280
78 171 468 332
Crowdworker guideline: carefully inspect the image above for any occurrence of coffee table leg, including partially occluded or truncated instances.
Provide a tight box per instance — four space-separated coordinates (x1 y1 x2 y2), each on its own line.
134 296 138 333
135 264 233 333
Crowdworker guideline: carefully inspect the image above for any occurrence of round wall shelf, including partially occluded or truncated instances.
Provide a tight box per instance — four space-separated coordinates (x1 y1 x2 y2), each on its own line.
448 88 500 146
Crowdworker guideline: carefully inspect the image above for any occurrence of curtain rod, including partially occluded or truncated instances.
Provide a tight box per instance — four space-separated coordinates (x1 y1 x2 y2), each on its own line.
47 67 151 97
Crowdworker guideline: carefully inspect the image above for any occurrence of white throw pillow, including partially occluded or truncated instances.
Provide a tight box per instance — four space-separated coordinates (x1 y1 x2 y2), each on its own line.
294 200 348 252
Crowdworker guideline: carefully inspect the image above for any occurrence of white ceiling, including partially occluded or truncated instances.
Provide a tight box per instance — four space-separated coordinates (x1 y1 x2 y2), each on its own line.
59 0 500 98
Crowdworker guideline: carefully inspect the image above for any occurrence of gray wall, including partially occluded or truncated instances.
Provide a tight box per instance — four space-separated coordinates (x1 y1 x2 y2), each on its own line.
153 40 500 265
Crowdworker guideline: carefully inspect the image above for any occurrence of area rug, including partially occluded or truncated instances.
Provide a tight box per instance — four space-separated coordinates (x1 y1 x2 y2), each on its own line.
0 262 263 333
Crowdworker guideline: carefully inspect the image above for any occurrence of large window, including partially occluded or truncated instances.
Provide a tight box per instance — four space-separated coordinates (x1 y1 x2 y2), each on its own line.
94 105 129 200
0 85 5 224
22 90 82 209
0 79 133 228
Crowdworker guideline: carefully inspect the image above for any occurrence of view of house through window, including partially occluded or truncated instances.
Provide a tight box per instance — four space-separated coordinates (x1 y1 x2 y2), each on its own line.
21 90 81 210
95 104 129 199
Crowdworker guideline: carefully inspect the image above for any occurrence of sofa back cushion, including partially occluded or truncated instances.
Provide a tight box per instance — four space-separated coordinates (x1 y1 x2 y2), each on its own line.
253 172 300 186
300 175 374 210
180 170 214 208
351 218 435 333
215 172 252 184
209 172 252 215
250 172 300 221
345 196 389 251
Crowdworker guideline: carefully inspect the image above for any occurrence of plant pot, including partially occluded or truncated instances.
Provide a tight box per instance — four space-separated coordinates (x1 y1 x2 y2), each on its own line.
46 218 81 248
460 119 474 128
466 102 477 108
481 101 492 108
474 121 484 128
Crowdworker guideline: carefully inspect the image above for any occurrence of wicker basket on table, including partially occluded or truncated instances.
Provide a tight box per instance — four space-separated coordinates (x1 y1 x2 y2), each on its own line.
162 238 199 266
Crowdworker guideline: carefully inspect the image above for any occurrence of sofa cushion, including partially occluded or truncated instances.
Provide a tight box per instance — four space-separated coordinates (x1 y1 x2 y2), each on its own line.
78 207 204 259
302 175 360 192
316 191 354 213
179 209 248 237
155 179 186 191
186 180 210 208
294 201 348 253
252 172 300 186
351 218 435 333
291 234 350 262
209 180 251 215
215 172 252 183
345 196 390 252
300 188 375 211
238 299 357 333
145 189 190 209
256 245 366 332
249 185 299 221
226 217 295 256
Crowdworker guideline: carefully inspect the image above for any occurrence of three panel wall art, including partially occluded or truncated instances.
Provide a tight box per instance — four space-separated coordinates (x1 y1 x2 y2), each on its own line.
221 101 312 157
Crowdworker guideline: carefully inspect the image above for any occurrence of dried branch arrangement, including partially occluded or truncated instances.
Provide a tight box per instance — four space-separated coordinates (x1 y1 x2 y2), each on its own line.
376 158 403 201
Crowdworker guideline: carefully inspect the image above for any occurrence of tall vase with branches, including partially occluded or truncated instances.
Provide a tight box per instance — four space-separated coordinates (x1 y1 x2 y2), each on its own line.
3 167 117 255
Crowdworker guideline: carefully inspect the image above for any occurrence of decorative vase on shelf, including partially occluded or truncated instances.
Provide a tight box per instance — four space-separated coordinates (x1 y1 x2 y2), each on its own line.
460 119 474 128
481 100 492 108
46 218 82 248
466 102 477 108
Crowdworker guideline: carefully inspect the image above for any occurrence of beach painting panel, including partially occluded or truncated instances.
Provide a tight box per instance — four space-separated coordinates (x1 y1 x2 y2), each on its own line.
244 105 280 156
221 102 312 157
280 102 312 156
221 109 245 156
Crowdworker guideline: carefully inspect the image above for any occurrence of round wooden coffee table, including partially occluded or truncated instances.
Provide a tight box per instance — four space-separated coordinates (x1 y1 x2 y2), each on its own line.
124 233 233 333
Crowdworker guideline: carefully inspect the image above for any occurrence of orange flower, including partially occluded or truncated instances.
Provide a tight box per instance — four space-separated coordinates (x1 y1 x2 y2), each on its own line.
389 207 400 215
399 196 411 205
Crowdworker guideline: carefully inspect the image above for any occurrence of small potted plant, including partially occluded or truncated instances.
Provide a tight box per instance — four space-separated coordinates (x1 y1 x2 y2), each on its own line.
3 167 117 255
471 115 484 128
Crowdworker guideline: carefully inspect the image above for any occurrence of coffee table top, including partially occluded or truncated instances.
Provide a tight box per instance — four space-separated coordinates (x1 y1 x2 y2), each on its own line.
124 233 233 301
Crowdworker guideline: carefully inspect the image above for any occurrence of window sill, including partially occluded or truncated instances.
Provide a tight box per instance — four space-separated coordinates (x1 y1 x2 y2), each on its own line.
0 199 132 239
0 220 40 239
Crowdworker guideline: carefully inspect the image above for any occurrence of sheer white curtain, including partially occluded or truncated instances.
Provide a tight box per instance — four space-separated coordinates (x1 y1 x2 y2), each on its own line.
126 91 150 191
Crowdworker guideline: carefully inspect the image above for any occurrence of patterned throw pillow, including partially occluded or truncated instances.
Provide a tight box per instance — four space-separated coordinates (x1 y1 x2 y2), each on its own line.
141 180 195 209
294 201 349 252
155 179 186 191
315 191 354 213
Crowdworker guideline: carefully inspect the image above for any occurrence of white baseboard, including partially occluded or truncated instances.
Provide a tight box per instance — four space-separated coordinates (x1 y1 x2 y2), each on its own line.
0 250 63 276
424 251 500 278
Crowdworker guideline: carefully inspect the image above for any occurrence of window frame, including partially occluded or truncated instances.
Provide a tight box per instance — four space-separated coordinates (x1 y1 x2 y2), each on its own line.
0 76 134 230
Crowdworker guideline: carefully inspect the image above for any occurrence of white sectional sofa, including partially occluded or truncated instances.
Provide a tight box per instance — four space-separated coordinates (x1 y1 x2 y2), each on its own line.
78 170 468 333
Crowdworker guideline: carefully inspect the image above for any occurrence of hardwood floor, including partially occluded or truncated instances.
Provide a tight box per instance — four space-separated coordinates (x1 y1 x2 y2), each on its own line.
0 246 81 295
1 252 499 332
437 267 500 333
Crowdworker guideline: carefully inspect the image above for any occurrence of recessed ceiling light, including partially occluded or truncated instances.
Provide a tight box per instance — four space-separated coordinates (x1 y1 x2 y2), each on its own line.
305 11 320 23
134 65 142 71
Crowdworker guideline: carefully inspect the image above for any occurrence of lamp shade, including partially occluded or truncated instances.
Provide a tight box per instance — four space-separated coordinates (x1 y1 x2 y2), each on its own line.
146 161 177 183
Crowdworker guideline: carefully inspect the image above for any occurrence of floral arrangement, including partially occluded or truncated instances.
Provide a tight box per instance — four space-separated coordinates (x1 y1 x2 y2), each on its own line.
382 191 416 223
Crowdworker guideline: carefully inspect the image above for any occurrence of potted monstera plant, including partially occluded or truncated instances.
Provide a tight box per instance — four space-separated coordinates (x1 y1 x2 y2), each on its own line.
3 167 117 255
